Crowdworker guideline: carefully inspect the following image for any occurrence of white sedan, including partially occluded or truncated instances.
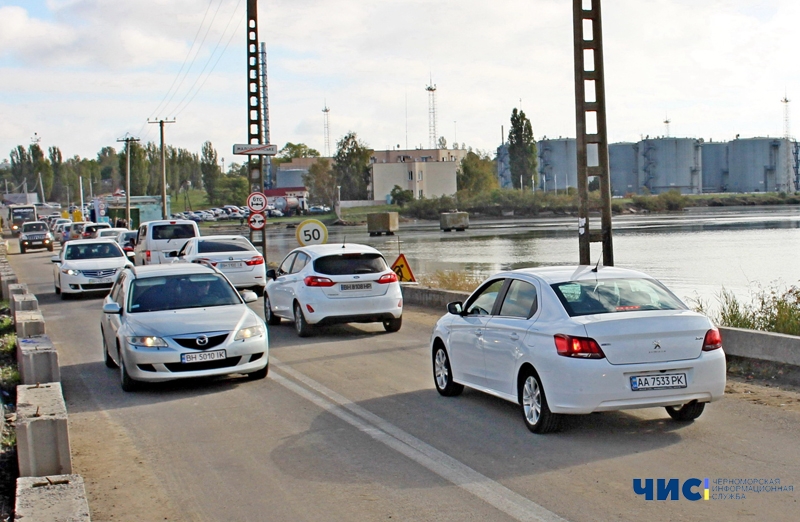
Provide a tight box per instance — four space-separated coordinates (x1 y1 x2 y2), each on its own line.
430 266 726 433
51 239 133 299
264 244 403 337
168 235 266 295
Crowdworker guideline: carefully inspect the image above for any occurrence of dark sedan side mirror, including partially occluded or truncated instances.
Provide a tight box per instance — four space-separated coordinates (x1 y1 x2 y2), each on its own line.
266 269 277 280
447 301 464 315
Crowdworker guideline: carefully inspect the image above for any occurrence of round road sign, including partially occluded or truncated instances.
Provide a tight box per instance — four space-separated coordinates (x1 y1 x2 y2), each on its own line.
248 212 266 230
247 192 268 212
296 219 328 246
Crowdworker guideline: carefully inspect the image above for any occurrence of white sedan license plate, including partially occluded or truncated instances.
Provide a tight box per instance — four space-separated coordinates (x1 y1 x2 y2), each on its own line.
341 282 372 291
181 350 227 363
630 373 687 391
219 262 243 269
88 278 112 284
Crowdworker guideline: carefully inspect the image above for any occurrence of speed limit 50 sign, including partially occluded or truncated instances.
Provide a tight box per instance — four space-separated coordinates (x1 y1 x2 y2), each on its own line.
247 192 268 213
296 219 328 246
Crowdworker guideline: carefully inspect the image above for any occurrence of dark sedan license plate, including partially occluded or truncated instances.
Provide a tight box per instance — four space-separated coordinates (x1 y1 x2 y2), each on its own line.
181 350 226 364
341 283 372 291
630 373 687 391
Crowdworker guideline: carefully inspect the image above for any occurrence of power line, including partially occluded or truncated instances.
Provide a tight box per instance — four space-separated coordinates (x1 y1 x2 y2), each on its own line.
173 11 244 117
147 0 215 121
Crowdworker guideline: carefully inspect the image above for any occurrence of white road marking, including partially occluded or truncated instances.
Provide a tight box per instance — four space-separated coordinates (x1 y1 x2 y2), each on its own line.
271 358 569 522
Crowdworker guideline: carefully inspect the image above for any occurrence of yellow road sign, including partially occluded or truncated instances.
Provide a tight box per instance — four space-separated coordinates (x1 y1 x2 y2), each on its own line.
391 253 416 283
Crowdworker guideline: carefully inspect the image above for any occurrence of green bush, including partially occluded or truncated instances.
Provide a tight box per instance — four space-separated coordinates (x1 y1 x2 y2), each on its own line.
696 285 800 336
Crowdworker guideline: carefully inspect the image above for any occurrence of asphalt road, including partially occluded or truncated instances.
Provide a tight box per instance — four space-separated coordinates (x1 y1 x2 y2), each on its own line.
8 242 800 522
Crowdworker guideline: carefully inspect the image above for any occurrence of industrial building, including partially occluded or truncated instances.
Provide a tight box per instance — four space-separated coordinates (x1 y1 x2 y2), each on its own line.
531 135 798 195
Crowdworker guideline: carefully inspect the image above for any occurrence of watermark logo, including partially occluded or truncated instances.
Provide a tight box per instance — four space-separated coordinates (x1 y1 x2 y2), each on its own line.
633 478 793 501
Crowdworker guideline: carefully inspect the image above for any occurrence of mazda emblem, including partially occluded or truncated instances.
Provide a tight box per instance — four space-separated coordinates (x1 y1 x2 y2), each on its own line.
196 335 209 346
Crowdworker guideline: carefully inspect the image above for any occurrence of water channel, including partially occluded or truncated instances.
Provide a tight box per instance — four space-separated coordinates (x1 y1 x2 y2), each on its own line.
262 206 800 310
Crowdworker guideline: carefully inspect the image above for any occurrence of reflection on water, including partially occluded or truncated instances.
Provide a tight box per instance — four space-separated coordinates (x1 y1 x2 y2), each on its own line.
264 207 800 310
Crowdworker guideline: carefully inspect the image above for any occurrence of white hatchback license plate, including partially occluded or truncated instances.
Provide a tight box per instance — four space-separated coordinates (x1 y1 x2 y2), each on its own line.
88 278 112 284
181 350 227 363
219 262 243 269
341 283 372 291
630 373 687 391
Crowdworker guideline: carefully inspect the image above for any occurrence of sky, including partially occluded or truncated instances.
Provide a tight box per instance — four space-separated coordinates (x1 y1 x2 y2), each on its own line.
1 0 799 162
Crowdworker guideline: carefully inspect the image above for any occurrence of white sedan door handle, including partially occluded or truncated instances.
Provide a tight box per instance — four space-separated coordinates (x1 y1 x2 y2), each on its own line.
510 333 519 341
474 329 482 337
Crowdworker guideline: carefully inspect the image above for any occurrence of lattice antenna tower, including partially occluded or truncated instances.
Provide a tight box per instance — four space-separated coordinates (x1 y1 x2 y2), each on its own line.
782 93 791 139
323 101 331 157
426 79 437 149
663 115 671 138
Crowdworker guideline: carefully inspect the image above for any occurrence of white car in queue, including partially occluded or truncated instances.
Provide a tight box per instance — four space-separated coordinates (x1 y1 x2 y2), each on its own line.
52 239 133 299
430 266 726 434
100 264 269 391
167 235 266 295
264 243 403 337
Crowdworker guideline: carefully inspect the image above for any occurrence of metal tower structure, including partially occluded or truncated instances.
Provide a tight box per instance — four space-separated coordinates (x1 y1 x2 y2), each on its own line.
664 116 671 138
782 94 791 139
259 42 272 189
573 0 613 266
323 102 331 157
426 81 437 149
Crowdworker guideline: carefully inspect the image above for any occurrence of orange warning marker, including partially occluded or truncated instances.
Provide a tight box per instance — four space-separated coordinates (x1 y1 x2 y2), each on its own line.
390 253 417 283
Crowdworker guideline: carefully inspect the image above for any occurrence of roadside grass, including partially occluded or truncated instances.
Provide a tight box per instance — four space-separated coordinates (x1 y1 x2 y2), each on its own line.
171 189 211 213
418 270 482 293
692 285 800 336
0 304 19 521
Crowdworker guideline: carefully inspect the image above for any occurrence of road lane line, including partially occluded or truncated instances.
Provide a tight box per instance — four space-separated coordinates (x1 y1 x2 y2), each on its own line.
271 359 568 522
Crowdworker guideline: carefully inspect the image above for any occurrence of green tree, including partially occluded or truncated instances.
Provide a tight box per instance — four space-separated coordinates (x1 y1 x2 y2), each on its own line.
333 132 372 200
28 143 53 201
302 158 337 208
97 146 120 189
119 141 149 196
457 151 498 196
200 141 220 204
275 142 320 163
215 175 249 206
390 185 414 207
508 108 537 190
10 145 32 190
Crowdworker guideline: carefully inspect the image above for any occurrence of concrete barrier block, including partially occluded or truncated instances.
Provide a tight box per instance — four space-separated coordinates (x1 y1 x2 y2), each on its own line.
15 311 46 337
1 273 18 300
15 474 90 521
401 284 470 312
16 335 60 385
8 282 29 297
11 293 38 317
16 382 72 477
721 327 800 367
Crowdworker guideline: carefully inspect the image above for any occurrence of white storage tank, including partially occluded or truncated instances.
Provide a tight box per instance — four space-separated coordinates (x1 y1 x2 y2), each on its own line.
637 138 702 194
727 138 795 193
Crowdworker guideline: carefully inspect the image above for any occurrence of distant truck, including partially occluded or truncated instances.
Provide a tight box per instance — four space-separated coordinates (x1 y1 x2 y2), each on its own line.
266 196 308 217
7 204 38 236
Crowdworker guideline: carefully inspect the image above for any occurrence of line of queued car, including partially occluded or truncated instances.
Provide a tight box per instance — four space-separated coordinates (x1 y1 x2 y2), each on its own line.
37 217 726 436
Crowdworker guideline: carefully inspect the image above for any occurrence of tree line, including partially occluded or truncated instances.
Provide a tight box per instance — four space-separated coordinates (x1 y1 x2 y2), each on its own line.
3 107 538 208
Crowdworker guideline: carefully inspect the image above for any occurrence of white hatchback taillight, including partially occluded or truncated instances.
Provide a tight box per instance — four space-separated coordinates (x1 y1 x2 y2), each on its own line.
304 276 335 287
377 272 398 284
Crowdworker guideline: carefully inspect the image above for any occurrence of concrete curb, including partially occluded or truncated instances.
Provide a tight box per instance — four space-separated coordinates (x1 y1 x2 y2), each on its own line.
15 474 91 522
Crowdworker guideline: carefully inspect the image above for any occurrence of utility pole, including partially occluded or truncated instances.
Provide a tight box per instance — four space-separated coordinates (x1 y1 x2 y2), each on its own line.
149 119 176 218
245 0 267 263
260 42 272 190
573 0 613 266
117 135 140 228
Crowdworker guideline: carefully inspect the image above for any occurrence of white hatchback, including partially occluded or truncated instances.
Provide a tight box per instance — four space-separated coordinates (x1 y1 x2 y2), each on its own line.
430 266 726 433
264 244 403 336
168 235 266 295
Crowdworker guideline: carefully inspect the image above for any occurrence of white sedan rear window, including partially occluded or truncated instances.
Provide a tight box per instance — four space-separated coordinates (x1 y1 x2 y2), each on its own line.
552 278 686 317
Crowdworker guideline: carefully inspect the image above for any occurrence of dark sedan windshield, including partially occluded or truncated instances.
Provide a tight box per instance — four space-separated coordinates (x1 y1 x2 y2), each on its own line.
552 278 686 317
128 274 241 313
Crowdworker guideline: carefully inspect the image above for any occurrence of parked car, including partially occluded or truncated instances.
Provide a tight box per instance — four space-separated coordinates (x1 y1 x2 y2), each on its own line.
97 227 129 240
51 239 133 299
18 221 54 253
308 206 328 214
264 243 402 337
429 265 726 434
133 219 200 265
168 235 266 295
100 263 269 391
